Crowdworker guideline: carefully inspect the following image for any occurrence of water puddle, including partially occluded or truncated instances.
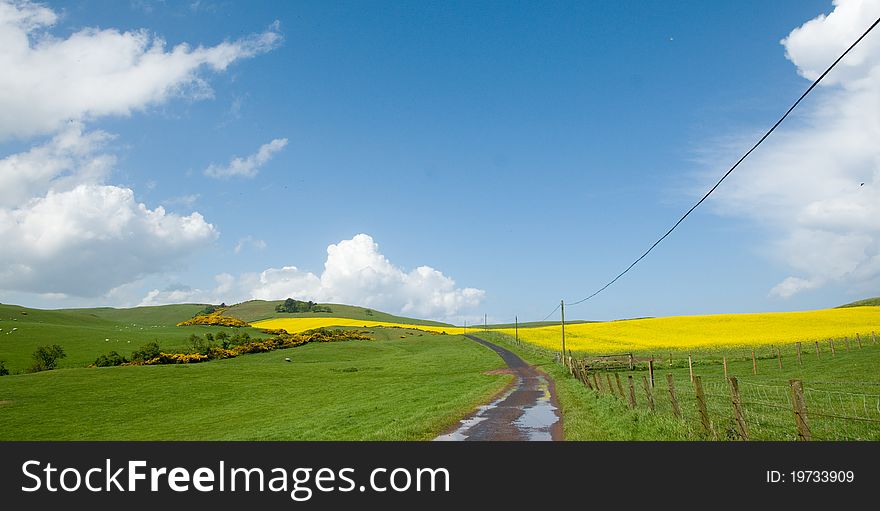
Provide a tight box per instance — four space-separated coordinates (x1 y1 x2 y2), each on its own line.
513 376 559 441
434 374 560 441
434 383 518 441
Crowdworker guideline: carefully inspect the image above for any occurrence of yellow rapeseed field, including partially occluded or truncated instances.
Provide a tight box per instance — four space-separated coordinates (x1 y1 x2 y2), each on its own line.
252 317 465 335
499 306 880 353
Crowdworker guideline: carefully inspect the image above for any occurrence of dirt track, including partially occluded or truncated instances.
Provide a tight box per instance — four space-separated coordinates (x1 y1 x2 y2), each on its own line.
435 335 562 441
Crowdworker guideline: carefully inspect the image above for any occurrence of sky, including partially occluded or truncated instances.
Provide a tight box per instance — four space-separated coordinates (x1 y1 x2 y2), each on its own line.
1 0 879 324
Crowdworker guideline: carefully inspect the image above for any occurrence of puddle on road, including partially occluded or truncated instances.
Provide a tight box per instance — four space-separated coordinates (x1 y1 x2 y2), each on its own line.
434 383 518 441
513 376 558 441
434 374 560 441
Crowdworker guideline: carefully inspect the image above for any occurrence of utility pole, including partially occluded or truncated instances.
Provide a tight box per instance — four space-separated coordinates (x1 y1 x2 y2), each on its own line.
484 313 487 331
515 315 518 345
560 300 566 368
463 320 467 335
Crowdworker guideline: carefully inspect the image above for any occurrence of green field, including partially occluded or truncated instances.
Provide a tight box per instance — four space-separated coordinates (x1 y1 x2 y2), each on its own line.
473 330 880 440
0 303 272 372
0 329 509 440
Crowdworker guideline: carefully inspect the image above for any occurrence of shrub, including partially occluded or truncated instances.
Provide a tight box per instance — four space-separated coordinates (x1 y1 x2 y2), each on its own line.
30 344 66 372
187 334 214 355
131 341 161 362
0 360 8 376
274 298 332 314
94 351 127 367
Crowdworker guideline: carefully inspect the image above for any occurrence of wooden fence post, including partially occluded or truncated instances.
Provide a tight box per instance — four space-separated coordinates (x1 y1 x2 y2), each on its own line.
844 337 850 352
614 373 625 399
593 373 601 393
796 342 802 367
814 341 820 359
723 356 728 380
641 375 655 412
668 352 672 367
688 354 694 383
728 376 749 441
752 350 757 375
830 338 835 356
606 374 614 396
628 353 634 371
693 375 711 437
648 360 655 389
776 347 782 370
627 376 637 409
789 379 811 441
667 373 681 419
856 333 862 349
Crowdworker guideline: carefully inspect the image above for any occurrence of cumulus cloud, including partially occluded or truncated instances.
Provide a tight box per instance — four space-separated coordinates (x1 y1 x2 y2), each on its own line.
141 234 485 320
0 184 218 296
204 138 288 178
0 122 115 208
703 0 880 298
0 0 282 140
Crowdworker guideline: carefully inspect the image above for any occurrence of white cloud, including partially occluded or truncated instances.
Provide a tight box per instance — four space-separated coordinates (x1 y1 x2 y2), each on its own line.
703 0 880 298
0 0 282 140
204 138 288 178
141 234 485 320
0 1 283 298
0 184 218 296
0 122 115 208
234 235 267 254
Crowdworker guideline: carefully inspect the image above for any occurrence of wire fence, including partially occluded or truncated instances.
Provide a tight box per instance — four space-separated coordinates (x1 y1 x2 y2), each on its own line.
569 353 880 441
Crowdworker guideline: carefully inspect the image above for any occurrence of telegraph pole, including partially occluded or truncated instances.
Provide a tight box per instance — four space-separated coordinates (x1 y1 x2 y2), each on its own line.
515 315 518 345
484 314 487 331
560 300 566 368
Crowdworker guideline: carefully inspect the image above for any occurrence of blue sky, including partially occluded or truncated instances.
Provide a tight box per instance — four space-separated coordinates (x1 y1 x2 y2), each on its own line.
1 0 878 323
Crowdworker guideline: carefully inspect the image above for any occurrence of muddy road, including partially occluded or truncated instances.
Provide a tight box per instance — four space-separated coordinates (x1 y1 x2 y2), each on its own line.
435 335 562 441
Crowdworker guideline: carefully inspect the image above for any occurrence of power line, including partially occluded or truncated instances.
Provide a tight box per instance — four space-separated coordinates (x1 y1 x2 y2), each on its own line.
565 15 880 308
540 303 561 322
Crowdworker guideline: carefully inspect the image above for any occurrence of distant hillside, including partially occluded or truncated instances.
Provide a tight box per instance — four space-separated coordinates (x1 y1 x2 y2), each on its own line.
0 303 268 372
838 297 880 308
221 300 452 326
62 304 209 325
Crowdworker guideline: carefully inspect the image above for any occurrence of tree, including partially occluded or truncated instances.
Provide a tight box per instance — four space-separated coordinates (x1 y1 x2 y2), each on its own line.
0 360 8 376
131 341 161 362
30 345 66 372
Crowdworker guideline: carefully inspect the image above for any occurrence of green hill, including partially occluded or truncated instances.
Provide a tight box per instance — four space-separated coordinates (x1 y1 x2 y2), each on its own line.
61 303 210 325
0 303 269 373
838 297 880 308
221 300 452 326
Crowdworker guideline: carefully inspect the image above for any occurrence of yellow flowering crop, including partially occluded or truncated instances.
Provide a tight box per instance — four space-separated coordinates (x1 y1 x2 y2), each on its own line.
252 317 465 335
499 306 880 353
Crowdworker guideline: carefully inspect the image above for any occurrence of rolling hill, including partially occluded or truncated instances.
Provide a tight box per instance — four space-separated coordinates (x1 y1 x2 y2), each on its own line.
221 299 452 326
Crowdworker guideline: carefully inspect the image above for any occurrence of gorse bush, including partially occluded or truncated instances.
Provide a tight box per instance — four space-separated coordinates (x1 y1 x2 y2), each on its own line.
30 344 66 372
176 313 249 327
111 328 370 368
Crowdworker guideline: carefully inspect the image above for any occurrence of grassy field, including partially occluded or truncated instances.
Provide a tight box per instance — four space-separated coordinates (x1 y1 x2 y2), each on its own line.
0 303 273 372
0 329 510 440
473 330 880 440
499 306 880 353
